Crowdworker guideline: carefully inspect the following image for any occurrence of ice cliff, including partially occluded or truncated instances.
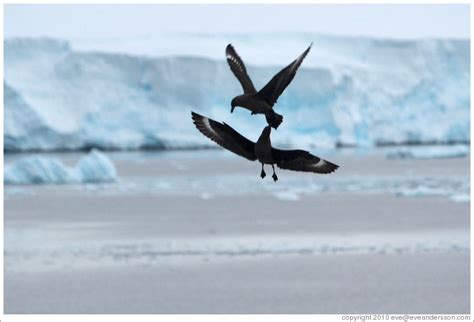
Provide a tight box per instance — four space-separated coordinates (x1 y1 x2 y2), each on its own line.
4 35 470 151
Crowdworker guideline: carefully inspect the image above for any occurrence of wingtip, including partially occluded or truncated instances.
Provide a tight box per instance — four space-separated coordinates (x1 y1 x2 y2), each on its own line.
313 158 339 174
191 110 203 123
324 161 339 174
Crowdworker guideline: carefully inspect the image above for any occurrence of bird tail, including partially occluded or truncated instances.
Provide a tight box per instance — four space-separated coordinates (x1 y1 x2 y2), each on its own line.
266 110 283 129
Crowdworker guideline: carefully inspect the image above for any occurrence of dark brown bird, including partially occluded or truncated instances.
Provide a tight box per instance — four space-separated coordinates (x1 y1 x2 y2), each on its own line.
226 43 312 130
191 111 338 181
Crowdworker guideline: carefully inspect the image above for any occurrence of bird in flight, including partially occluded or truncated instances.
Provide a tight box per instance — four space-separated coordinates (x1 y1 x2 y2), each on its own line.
226 43 312 130
191 111 338 181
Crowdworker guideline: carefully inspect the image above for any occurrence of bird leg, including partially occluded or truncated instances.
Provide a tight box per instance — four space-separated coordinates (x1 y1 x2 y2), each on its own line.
260 164 266 179
271 164 278 182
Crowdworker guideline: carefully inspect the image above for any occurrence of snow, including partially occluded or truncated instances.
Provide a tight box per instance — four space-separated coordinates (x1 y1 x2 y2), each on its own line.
4 35 470 152
4 149 117 184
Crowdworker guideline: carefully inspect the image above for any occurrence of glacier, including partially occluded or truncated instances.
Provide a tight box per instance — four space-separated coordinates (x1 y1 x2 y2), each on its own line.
4 149 117 184
4 35 470 152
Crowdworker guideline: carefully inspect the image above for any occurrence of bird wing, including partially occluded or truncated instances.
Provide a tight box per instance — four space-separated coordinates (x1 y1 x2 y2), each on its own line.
272 148 339 174
191 111 257 161
226 44 257 94
257 43 312 105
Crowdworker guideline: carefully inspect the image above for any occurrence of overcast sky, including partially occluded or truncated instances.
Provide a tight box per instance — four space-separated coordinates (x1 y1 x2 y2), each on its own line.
5 4 470 40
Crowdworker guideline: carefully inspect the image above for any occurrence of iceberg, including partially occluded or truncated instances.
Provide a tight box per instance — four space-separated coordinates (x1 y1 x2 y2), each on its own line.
4 149 117 184
4 35 470 152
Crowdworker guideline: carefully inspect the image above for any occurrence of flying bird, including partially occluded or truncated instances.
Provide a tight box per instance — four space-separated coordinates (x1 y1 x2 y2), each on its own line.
226 43 312 130
191 111 338 181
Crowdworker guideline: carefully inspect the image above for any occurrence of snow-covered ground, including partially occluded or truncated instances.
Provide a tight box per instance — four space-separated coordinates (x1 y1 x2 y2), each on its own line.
4 34 470 151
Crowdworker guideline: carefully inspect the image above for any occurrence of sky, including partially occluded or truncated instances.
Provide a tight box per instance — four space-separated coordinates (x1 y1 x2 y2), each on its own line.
5 4 470 40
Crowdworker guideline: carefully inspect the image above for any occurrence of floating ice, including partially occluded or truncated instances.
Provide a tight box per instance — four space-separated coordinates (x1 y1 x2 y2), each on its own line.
7 171 466 203
387 145 469 159
4 149 117 184
4 36 470 152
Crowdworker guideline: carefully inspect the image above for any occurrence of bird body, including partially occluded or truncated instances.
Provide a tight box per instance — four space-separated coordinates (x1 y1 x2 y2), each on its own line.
191 111 338 181
254 126 275 165
231 94 272 114
226 43 312 129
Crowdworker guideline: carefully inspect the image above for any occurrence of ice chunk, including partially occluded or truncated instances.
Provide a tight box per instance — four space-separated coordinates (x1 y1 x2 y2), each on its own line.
75 149 117 183
4 156 76 184
4 149 117 184
272 190 301 201
450 194 470 203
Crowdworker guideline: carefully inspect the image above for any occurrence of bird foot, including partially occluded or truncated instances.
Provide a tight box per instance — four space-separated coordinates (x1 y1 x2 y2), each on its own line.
272 173 278 182
260 170 266 179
